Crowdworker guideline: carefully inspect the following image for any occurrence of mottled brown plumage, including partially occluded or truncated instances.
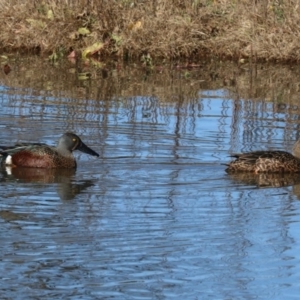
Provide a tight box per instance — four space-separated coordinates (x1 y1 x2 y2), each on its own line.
226 140 300 173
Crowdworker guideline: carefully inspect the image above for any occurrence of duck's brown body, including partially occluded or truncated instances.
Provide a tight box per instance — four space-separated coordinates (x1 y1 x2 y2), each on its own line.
226 150 300 173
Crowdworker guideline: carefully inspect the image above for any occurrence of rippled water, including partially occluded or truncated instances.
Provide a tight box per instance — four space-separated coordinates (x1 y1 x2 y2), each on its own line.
1 58 300 299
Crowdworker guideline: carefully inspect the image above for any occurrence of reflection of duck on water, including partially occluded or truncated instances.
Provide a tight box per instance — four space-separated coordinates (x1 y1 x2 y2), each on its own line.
226 140 300 173
227 172 300 188
0 167 94 201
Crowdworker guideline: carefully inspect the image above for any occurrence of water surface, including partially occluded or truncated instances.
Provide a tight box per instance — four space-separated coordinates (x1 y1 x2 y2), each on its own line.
0 58 300 299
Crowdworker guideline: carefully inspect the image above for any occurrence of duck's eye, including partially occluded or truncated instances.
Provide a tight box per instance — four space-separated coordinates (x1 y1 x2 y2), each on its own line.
73 138 77 142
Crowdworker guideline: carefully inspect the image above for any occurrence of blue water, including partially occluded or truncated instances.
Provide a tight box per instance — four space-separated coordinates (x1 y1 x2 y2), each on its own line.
0 60 300 299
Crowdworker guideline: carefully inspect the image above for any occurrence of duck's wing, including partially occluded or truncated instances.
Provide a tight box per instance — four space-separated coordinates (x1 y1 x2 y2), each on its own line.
230 150 294 162
0 143 50 155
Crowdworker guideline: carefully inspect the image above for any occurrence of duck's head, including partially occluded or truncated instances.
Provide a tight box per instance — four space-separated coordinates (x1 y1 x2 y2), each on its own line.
57 132 99 157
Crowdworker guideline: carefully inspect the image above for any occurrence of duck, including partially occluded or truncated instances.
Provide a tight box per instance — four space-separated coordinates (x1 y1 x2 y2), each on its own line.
0 132 99 168
225 140 300 173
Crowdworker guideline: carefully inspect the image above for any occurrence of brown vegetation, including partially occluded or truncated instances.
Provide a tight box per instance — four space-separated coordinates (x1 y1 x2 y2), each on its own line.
0 0 299 62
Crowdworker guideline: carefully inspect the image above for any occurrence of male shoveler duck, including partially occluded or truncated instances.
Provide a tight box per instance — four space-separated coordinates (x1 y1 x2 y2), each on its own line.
226 140 300 173
0 132 99 169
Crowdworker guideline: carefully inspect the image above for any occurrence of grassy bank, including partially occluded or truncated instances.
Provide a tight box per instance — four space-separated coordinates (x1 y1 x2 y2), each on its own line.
1 0 299 63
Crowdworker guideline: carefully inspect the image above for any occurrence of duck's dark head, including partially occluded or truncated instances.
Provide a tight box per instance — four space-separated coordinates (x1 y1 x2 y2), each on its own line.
57 132 99 157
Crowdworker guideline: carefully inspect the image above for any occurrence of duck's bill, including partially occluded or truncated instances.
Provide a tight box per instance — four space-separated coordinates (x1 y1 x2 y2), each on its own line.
78 142 99 157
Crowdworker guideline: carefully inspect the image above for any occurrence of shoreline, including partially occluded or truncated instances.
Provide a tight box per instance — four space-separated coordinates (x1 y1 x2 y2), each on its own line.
1 1 299 63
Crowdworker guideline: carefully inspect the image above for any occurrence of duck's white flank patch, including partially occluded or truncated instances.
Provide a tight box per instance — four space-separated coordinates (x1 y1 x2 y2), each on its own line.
5 155 13 165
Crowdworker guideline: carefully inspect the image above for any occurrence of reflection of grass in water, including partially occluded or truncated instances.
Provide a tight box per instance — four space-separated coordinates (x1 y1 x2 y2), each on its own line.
2 57 300 108
2 56 300 160
0 0 299 62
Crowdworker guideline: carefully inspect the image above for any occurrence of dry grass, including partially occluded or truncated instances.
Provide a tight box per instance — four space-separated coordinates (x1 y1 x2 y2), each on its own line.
0 0 300 62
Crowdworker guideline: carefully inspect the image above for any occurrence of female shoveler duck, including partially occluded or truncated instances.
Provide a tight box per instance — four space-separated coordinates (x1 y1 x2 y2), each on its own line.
0 132 99 169
226 140 300 173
